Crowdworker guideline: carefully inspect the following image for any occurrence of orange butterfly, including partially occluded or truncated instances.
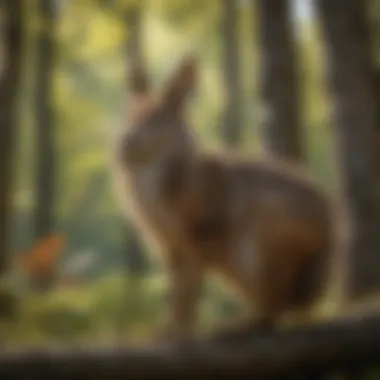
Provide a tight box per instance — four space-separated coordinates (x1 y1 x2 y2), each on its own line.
18 233 65 275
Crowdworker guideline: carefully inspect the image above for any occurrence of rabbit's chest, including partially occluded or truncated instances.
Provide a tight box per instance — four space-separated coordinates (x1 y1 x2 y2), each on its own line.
133 166 183 243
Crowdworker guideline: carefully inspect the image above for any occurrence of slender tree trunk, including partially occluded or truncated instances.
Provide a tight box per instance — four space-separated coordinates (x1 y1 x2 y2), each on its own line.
0 1 23 275
371 69 380 168
316 0 380 297
34 0 55 241
125 5 143 63
369 2 380 143
124 4 147 275
221 0 242 147
256 0 303 161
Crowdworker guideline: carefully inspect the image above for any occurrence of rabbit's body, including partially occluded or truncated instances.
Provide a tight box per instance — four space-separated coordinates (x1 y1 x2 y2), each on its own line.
114 58 334 340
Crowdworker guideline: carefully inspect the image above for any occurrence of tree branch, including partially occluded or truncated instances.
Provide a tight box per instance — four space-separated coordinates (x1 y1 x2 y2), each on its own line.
0 313 379 379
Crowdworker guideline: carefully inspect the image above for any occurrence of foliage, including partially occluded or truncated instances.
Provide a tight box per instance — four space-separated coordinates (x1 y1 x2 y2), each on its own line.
0 272 247 344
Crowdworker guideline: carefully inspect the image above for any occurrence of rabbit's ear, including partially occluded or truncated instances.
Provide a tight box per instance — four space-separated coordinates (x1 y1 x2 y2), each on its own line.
162 56 197 109
127 57 150 95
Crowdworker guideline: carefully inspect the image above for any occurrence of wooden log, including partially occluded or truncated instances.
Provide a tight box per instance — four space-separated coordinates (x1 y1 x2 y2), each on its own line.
0 313 380 379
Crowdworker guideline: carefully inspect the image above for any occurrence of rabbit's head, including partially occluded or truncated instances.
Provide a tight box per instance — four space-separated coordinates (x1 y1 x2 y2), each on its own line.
119 57 197 166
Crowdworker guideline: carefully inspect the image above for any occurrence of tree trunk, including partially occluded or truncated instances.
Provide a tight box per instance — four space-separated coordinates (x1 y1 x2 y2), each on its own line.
220 0 242 318
371 69 380 168
125 5 143 63
221 0 242 147
256 0 303 161
0 1 23 275
124 4 147 275
316 0 380 297
369 2 380 165
34 0 56 241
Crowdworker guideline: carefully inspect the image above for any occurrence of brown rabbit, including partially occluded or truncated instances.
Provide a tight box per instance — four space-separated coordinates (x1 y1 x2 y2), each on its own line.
113 57 334 342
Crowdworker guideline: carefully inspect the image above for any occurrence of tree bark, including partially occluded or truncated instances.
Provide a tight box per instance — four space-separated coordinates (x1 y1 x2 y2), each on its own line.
221 0 242 147
316 0 380 297
256 0 303 161
0 1 23 275
369 2 380 167
34 0 56 241
371 69 380 168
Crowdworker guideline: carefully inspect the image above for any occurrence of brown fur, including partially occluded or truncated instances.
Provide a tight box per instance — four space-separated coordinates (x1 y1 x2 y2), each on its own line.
113 57 335 341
